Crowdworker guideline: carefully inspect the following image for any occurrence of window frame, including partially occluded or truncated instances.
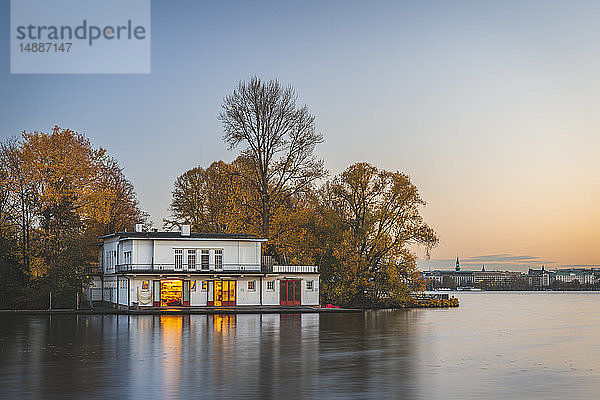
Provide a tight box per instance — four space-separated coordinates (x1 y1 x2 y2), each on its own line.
174 249 183 270
215 249 223 269
187 249 197 270
200 249 209 270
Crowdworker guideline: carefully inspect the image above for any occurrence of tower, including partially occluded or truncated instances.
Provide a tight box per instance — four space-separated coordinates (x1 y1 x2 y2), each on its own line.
455 256 460 271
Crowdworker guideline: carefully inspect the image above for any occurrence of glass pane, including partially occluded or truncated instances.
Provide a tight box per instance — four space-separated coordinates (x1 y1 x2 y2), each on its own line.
295 280 301 301
230 281 236 302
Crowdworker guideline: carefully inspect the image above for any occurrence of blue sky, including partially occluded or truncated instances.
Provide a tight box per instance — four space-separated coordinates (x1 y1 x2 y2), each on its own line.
1 1 599 271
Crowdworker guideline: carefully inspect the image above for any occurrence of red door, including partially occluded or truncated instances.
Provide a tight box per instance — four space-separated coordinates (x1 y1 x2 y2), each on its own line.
280 280 301 306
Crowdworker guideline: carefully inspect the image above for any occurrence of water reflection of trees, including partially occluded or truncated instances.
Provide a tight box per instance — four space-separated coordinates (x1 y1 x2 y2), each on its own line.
0 311 421 399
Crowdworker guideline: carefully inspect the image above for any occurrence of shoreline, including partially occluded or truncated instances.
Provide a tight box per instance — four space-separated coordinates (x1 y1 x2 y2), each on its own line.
0 306 363 316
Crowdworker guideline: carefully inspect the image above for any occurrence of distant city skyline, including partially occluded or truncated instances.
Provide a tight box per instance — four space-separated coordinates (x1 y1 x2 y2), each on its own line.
1 1 598 270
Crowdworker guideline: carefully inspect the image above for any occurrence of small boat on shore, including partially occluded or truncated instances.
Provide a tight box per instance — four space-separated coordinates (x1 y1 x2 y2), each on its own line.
456 286 482 291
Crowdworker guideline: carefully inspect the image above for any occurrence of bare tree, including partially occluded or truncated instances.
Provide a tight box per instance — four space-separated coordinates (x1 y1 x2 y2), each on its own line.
219 77 326 241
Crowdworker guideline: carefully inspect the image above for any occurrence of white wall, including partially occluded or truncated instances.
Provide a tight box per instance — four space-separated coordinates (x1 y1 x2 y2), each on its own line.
133 240 153 268
101 272 319 307
237 277 261 305
262 277 280 305
152 239 262 271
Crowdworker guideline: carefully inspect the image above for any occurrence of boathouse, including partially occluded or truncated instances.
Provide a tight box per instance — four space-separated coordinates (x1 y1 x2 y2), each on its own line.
86 225 319 308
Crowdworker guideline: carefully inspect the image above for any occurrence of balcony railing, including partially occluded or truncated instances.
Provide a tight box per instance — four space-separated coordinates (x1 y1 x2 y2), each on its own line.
273 265 319 273
112 263 262 273
103 262 318 274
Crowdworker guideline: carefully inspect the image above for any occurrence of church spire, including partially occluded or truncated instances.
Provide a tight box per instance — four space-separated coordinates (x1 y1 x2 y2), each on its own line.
455 255 460 271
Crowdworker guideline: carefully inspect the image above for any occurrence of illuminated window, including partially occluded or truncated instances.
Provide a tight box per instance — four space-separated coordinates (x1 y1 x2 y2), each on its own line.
307 280 313 290
267 281 274 291
201 250 209 270
142 280 149 290
174 249 183 270
248 280 256 291
190 280 196 291
215 249 223 269
187 249 196 270
201 281 208 291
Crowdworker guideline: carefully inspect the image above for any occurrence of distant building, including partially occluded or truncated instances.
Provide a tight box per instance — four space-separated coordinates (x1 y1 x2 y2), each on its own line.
472 270 521 286
554 269 595 285
423 257 521 289
526 266 550 287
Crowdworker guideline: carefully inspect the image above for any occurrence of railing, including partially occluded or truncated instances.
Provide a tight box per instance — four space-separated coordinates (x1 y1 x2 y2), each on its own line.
273 265 319 273
113 263 262 273
261 255 274 273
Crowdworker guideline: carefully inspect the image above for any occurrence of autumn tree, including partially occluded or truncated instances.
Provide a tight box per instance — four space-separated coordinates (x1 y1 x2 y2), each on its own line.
166 158 320 265
218 77 326 246
317 162 438 307
0 126 146 308
165 160 259 234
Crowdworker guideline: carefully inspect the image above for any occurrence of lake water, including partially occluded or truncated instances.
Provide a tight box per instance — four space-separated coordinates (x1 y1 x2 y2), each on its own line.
1 292 600 399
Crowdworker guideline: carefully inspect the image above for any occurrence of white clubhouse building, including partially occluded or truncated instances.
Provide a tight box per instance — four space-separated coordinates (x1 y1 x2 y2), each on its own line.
87 225 319 308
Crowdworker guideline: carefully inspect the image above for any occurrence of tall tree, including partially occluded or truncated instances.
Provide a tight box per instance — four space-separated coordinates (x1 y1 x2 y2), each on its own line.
218 77 326 243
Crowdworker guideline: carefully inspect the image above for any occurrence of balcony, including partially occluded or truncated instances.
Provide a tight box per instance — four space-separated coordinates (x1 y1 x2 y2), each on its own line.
113 263 262 274
108 263 319 274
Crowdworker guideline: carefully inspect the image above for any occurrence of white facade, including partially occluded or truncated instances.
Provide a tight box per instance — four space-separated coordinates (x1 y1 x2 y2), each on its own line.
555 271 595 285
90 228 320 308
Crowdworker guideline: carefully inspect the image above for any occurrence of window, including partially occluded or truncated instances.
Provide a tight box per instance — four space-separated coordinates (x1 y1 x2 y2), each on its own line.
267 281 274 291
201 281 208 291
190 280 196 292
215 249 223 269
175 249 183 270
124 251 132 265
307 280 313 290
187 249 196 270
248 280 256 291
142 280 149 290
201 250 209 270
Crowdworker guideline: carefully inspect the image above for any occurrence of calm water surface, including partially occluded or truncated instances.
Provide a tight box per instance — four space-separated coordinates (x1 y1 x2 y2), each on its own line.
1 292 600 399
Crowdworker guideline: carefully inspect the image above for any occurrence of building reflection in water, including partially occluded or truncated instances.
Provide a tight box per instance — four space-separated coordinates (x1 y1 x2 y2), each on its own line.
0 311 420 399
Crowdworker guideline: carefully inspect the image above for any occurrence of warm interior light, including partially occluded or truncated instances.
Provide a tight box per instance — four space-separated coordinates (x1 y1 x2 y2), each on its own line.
161 280 182 307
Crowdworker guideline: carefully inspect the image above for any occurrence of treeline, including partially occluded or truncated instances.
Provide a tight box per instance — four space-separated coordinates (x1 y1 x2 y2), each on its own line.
0 127 146 308
0 77 438 309
165 77 439 308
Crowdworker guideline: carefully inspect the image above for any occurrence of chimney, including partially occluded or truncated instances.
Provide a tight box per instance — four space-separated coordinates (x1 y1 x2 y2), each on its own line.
181 224 191 236
135 223 143 233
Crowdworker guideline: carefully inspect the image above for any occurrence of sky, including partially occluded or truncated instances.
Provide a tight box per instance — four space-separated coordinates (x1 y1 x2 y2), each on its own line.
1 0 599 271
